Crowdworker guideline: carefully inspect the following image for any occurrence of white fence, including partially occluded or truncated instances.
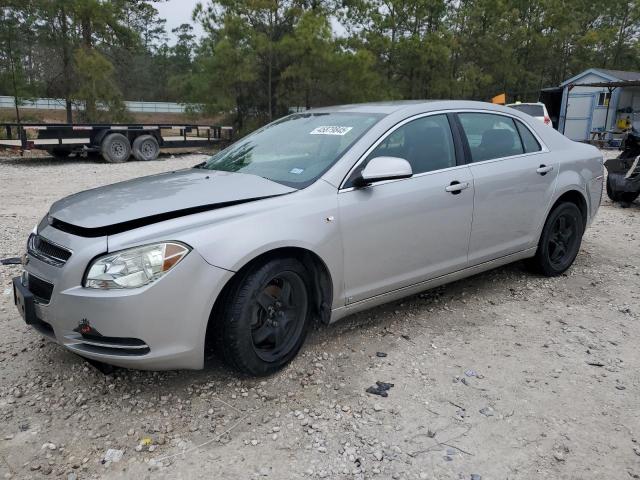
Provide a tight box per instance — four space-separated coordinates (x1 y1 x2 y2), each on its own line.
0 96 190 113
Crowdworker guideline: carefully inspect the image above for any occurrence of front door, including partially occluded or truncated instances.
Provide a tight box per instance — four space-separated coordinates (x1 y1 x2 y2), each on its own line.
456 112 559 265
338 114 475 304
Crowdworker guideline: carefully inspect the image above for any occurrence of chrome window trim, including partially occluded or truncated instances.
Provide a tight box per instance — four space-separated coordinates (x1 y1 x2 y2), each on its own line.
456 110 547 163
338 108 549 191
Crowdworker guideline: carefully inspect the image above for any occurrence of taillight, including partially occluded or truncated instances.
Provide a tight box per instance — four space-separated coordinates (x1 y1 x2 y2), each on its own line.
544 116 551 125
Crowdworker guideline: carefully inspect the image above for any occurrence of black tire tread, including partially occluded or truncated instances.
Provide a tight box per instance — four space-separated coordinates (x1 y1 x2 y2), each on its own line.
529 201 584 277
101 133 131 163
132 134 159 161
211 257 311 376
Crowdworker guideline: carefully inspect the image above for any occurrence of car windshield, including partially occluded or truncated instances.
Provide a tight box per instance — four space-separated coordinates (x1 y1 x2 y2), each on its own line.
198 112 383 188
508 104 544 116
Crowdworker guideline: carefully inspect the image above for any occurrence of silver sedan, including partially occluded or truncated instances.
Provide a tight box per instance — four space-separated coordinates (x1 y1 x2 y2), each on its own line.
13 101 604 375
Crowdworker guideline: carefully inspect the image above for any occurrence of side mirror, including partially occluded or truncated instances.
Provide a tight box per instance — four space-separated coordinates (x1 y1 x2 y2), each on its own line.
354 156 413 187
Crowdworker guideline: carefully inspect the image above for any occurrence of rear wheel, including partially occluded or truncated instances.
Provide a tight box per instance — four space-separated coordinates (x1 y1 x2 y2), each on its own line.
529 202 584 277
606 175 639 203
212 258 311 376
101 133 131 163
132 135 160 161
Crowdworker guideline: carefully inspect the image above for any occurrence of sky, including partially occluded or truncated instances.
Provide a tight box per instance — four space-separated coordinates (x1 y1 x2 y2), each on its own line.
154 0 346 42
155 0 205 41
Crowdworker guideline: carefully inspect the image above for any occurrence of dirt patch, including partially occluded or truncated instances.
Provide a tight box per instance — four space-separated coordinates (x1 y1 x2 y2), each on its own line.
0 151 638 479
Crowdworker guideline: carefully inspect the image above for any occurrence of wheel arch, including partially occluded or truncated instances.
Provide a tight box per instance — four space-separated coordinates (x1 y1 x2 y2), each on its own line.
551 189 588 226
207 246 334 340
532 187 588 251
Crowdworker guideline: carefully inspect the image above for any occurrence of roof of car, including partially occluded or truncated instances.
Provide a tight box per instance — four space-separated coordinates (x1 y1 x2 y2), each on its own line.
308 100 431 114
505 102 544 106
308 100 513 115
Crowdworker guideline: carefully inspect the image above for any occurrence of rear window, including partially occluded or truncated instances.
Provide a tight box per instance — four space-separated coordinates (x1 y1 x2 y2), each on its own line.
515 120 541 153
458 113 524 162
508 104 544 117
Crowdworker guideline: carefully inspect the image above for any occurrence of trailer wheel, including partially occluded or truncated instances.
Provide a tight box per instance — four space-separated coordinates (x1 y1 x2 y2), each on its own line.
606 175 639 203
132 135 160 161
101 133 131 163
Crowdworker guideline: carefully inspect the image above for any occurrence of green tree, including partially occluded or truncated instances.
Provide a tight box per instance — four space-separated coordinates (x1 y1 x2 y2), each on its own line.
0 2 36 123
3 0 640 130
28 0 144 121
279 10 335 109
73 48 130 122
189 13 259 130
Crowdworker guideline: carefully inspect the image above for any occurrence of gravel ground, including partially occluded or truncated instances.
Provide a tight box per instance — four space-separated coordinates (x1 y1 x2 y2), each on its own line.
0 151 639 480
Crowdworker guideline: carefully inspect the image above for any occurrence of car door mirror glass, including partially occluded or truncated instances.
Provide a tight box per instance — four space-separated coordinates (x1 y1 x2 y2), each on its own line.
355 156 413 187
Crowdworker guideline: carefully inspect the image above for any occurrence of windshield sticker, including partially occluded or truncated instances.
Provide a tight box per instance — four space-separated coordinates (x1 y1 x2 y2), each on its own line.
310 126 353 136
289 168 304 175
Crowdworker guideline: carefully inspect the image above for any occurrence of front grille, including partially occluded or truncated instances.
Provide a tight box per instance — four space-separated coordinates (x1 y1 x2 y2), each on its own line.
28 234 72 267
27 274 54 304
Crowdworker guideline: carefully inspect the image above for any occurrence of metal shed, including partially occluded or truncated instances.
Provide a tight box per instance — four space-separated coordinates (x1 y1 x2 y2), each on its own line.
557 68 640 141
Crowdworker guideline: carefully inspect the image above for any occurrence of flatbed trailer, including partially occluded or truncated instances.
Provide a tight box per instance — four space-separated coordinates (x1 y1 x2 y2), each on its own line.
0 123 234 163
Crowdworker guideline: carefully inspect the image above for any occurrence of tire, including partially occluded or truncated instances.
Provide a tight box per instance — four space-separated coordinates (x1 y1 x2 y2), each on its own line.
132 135 160 161
606 175 639 203
529 202 584 277
212 257 312 376
101 133 131 163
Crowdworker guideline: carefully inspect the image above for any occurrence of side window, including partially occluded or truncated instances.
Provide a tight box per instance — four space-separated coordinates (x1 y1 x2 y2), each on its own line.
597 92 611 107
367 114 456 175
458 113 524 162
515 120 541 153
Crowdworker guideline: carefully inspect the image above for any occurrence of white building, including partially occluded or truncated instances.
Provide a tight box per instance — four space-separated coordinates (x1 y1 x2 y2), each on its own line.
557 68 640 141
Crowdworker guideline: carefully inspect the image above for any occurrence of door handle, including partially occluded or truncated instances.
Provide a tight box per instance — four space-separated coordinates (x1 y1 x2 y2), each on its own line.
445 181 470 194
536 164 554 175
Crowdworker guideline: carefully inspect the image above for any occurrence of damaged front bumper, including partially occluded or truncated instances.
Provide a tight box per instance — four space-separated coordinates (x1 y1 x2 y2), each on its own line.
14 223 233 370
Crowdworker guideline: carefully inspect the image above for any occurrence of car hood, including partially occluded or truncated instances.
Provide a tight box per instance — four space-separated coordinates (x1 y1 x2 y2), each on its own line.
48 169 296 236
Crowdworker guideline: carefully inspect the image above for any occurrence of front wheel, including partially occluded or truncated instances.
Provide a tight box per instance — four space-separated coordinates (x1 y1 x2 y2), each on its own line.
529 202 584 277
212 258 312 376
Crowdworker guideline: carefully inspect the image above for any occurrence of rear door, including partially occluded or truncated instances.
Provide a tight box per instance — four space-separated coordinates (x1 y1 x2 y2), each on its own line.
456 112 558 265
338 113 474 304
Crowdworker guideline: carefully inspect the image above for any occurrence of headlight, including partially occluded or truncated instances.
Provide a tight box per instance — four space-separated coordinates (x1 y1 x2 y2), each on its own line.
84 242 190 289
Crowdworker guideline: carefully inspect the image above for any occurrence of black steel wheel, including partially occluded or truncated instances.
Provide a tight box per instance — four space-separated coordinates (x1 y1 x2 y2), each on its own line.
212 257 312 376
529 202 584 277
251 271 308 362
547 213 578 267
